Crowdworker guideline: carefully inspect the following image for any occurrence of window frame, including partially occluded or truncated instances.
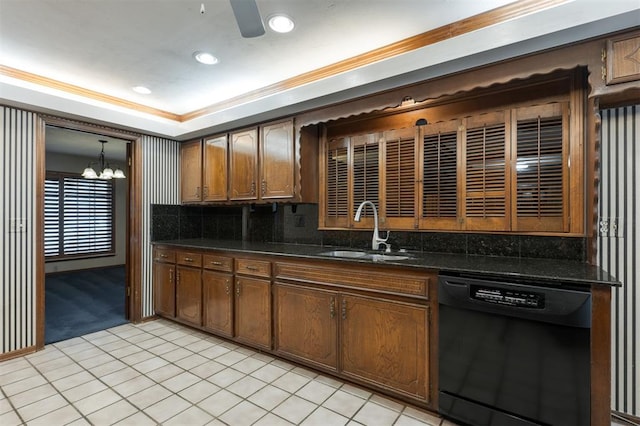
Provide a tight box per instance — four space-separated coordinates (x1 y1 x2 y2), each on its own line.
44 170 116 261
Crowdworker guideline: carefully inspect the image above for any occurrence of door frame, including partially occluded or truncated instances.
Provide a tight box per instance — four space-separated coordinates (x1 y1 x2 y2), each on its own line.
35 115 143 349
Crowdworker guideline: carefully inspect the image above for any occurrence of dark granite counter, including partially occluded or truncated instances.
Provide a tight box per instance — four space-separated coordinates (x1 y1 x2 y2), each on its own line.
153 238 620 288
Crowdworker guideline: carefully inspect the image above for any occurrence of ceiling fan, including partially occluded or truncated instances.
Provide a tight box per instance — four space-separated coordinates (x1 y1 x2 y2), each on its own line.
229 0 265 38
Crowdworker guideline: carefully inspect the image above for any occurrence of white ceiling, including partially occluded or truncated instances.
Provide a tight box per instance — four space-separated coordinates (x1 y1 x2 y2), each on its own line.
1 0 639 144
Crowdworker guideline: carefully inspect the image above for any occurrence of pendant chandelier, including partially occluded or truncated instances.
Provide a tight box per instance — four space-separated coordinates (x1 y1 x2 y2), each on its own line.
82 140 126 179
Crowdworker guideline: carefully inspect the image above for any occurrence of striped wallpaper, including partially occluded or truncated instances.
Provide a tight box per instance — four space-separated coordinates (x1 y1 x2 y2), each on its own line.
140 135 180 318
0 107 37 354
598 105 639 418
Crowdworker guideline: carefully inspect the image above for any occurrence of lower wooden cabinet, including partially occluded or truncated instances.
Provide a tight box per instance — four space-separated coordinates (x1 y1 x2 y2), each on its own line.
235 276 271 350
154 261 175 318
203 270 234 337
176 265 202 326
340 294 429 401
274 283 338 371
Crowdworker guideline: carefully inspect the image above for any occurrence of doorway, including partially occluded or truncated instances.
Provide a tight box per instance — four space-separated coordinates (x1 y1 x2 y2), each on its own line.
36 116 143 349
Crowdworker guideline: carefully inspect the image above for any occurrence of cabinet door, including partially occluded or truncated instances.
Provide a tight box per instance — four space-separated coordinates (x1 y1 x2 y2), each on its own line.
154 262 175 317
235 276 271 349
229 128 258 200
203 135 228 201
176 266 202 326
340 294 429 401
203 270 233 337
274 283 338 371
260 120 294 199
181 140 203 203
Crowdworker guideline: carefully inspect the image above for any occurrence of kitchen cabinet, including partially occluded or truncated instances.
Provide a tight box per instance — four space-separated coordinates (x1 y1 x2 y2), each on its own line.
180 140 203 203
274 283 338 371
202 253 234 337
260 119 295 199
181 135 228 203
229 128 259 200
234 258 272 350
202 135 228 201
340 294 428 401
605 30 640 85
273 259 433 404
153 247 176 318
175 251 202 327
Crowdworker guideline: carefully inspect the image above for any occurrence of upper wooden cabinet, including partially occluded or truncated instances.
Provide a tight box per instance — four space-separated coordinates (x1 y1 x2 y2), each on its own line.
320 72 583 235
182 118 317 204
260 120 295 199
203 135 228 201
181 140 203 203
229 128 259 200
605 31 640 85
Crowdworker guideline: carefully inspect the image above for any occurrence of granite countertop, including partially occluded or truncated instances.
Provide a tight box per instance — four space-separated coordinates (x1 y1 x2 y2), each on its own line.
153 238 620 288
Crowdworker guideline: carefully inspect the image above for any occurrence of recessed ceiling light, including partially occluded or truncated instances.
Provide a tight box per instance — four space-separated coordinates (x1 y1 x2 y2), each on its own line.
194 51 219 65
132 86 151 94
268 14 294 33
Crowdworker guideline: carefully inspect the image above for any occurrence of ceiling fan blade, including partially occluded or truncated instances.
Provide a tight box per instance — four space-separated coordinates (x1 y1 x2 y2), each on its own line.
230 0 265 38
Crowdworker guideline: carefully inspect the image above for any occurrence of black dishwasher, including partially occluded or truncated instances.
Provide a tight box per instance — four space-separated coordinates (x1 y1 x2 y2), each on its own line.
438 274 591 426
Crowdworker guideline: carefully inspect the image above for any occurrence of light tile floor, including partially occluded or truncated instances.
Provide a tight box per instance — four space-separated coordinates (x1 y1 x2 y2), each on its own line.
0 319 450 426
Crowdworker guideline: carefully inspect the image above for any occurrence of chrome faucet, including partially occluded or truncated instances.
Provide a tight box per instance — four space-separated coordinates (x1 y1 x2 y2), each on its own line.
354 201 390 252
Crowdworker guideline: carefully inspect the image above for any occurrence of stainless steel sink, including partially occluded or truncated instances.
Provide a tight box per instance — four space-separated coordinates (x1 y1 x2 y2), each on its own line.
319 250 368 258
369 254 410 261
319 250 411 261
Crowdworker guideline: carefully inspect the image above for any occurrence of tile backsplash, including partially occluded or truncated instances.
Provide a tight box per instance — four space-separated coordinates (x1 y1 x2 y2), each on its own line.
151 203 586 261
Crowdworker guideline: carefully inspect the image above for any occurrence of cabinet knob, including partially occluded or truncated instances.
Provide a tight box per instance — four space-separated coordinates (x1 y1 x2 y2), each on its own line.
261 180 266 196
330 297 336 319
225 281 230 295
341 299 347 320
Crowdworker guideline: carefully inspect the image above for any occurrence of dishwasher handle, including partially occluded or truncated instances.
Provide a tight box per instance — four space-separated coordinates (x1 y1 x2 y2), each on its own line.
438 275 591 328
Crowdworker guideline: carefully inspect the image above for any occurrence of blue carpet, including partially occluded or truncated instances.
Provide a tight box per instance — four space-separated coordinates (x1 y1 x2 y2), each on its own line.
45 266 128 344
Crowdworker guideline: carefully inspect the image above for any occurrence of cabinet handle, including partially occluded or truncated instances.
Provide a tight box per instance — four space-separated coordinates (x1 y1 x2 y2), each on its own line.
210 261 222 266
341 299 347 320
261 180 266 196
169 269 173 284
250 181 256 196
245 265 258 271
225 281 230 295
203 186 209 198
195 186 201 198
236 282 241 296
184 257 193 262
330 297 336 319
176 271 180 285
160 253 168 258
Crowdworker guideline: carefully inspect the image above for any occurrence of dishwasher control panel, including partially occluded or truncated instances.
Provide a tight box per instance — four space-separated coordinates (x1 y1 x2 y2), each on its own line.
470 285 545 309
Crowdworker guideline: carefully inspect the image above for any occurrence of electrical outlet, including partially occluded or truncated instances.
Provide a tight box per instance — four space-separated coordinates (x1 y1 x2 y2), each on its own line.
9 218 26 233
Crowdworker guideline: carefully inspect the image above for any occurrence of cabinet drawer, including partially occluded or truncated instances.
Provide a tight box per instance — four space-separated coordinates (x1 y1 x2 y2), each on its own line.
274 261 431 298
154 247 176 263
176 251 203 267
235 258 271 278
203 254 233 272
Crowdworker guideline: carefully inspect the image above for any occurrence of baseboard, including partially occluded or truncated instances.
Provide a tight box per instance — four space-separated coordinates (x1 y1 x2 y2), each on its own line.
613 410 640 426
140 314 159 323
0 345 37 362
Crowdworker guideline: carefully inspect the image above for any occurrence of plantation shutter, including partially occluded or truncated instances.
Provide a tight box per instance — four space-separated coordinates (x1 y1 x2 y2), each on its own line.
512 103 568 232
351 133 380 228
382 127 416 228
463 111 510 231
44 172 114 259
419 120 460 230
324 138 349 228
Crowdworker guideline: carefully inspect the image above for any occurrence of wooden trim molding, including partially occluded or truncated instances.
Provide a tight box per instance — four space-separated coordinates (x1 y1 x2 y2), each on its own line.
1 0 570 123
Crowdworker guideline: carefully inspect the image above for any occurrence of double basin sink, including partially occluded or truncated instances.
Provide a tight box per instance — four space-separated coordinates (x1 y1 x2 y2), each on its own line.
319 250 411 262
